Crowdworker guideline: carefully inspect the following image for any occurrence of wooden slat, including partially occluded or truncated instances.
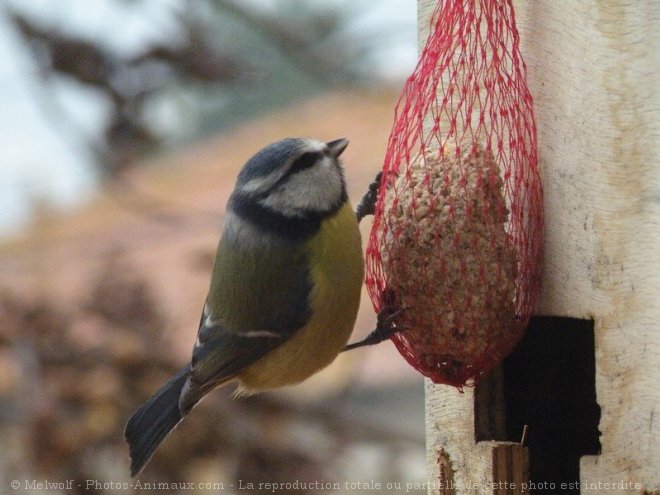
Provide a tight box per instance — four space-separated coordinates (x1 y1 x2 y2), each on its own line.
423 1 660 493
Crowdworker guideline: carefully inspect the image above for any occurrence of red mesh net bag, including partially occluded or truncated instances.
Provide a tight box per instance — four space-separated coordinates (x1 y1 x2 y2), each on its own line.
365 0 543 387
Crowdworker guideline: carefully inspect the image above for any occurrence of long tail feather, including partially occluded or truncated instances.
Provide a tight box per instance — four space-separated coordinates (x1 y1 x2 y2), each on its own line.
125 365 191 476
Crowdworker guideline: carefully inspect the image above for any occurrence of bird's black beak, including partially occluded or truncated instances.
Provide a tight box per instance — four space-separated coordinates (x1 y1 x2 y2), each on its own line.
326 138 349 158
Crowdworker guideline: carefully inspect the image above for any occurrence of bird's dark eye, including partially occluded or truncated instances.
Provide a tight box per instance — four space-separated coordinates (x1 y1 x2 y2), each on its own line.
290 151 322 173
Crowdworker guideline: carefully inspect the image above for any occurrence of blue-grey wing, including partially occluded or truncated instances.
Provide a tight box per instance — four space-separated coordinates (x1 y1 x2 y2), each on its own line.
179 222 313 412
179 304 284 412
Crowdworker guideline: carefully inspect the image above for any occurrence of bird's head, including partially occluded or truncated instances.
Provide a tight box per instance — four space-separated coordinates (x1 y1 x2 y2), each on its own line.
232 138 349 218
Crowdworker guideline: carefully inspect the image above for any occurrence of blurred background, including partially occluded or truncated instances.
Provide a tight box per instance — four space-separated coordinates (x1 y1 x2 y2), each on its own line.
0 0 425 493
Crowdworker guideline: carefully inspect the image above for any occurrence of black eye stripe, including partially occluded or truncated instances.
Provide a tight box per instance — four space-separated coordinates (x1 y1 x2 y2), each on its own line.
268 150 323 192
290 151 322 173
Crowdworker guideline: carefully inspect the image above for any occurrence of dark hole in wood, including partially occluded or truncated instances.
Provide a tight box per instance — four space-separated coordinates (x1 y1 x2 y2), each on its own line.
475 316 601 494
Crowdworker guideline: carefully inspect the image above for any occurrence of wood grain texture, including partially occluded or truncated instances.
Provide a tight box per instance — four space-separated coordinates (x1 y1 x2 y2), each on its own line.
516 1 659 491
425 381 494 494
423 0 660 493
492 443 528 495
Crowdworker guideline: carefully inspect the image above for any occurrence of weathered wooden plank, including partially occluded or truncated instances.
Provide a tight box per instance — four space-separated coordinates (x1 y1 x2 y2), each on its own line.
423 1 660 493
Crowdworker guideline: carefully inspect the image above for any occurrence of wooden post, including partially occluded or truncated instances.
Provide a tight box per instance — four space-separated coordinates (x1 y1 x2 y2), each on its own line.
422 1 660 493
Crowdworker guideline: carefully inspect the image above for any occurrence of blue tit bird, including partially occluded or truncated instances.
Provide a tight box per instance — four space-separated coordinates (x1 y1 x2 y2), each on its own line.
125 137 367 476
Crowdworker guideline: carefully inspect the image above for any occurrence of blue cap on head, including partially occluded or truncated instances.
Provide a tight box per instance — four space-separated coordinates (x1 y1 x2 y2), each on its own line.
236 138 305 185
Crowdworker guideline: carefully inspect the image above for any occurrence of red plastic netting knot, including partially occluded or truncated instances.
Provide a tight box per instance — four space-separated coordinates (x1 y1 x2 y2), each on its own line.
365 0 543 387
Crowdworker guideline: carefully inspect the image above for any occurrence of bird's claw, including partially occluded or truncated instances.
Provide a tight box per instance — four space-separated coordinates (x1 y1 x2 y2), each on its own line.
343 300 402 352
355 172 382 223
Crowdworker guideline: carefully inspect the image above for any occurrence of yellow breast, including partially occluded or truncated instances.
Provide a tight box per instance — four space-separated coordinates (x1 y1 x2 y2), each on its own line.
237 201 364 392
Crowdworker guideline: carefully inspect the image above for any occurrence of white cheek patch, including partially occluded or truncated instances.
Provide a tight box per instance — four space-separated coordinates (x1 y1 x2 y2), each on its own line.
259 156 343 216
240 139 327 196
